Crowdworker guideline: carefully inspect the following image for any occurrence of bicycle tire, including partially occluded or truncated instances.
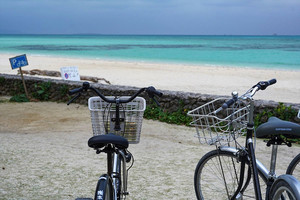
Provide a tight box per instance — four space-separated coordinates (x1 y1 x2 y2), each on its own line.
194 149 268 200
286 153 300 181
269 175 300 200
94 174 113 200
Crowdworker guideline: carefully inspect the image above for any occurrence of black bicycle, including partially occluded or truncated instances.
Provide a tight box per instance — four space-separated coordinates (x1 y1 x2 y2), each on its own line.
68 82 162 200
188 79 300 200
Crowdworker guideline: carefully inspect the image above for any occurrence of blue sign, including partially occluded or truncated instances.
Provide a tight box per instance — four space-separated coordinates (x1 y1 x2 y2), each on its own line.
9 54 28 70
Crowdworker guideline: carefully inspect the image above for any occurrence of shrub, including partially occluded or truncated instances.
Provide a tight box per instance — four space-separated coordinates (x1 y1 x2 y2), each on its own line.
254 103 298 127
9 94 29 102
144 101 192 126
32 82 52 101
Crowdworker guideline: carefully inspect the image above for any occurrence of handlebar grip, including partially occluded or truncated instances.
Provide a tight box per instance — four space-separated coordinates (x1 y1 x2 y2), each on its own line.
268 78 276 86
222 98 236 109
69 87 82 95
153 89 163 97
258 78 277 90
146 86 163 97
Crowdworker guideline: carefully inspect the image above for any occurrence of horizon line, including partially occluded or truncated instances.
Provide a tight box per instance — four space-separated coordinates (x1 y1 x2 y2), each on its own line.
1 33 300 37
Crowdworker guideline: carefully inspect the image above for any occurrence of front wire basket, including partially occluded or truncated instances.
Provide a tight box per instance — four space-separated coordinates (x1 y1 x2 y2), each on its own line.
187 98 249 145
88 96 146 144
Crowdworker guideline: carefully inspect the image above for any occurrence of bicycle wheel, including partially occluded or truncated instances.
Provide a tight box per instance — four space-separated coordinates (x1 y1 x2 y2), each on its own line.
94 174 113 200
286 153 300 181
269 175 300 200
194 149 268 200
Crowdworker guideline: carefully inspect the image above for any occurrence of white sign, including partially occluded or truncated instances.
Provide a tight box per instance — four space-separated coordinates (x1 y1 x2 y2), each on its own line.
60 66 80 81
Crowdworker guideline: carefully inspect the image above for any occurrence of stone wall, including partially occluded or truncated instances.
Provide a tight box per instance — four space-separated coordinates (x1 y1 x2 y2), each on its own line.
0 73 299 115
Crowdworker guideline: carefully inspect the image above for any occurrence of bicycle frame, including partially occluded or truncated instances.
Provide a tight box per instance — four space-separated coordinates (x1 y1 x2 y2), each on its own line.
103 145 128 200
220 146 270 179
68 82 162 200
245 100 263 200
222 98 289 200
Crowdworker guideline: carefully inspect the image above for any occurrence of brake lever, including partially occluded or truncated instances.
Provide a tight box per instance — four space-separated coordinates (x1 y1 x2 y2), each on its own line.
151 97 161 107
67 93 81 105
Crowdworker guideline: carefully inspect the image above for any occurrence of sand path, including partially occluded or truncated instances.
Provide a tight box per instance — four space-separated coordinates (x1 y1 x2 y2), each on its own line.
0 101 299 199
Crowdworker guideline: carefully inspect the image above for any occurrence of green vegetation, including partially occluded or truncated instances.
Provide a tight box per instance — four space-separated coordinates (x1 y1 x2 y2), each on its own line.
59 84 69 96
0 77 5 85
145 101 299 130
144 101 192 126
9 94 29 102
254 102 298 127
32 82 52 101
12 82 25 95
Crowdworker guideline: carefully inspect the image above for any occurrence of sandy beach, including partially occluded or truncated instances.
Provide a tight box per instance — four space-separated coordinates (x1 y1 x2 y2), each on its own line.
0 101 299 199
1 53 300 104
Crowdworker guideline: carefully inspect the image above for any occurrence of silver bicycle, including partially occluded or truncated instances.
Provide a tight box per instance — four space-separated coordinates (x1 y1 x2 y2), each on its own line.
188 79 300 200
68 82 162 200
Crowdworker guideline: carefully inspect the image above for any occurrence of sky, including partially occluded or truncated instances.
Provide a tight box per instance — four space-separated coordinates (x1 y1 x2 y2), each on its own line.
0 0 300 35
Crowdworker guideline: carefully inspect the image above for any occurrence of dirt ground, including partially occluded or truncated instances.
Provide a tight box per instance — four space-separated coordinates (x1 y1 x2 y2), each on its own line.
0 100 299 200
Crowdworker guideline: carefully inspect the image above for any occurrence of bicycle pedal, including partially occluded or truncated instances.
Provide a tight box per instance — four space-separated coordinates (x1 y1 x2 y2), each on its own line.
123 192 129 195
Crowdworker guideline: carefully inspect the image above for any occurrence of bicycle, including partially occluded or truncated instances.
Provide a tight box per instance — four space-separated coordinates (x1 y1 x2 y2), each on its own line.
287 153 300 182
286 110 300 181
188 79 300 200
67 82 162 200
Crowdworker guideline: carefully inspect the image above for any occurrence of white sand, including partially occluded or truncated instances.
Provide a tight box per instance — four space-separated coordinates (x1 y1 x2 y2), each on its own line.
1 53 300 103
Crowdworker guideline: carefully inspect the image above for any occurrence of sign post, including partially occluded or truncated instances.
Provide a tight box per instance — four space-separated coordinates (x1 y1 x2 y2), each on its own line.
9 54 29 99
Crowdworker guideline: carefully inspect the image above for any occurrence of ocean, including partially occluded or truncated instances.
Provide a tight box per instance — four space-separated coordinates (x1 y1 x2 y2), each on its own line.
0 34 300 70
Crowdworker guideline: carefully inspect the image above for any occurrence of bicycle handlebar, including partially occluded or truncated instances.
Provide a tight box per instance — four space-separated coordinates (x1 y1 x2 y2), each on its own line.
67 82 163 105
253 78 276 91
215 79 277 114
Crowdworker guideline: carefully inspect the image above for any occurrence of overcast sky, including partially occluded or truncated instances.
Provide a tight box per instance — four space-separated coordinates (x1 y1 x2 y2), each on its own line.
0 0 300 35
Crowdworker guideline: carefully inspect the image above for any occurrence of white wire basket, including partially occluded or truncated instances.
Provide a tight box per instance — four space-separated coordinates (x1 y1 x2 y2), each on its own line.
88 96 146 144
187 98 249 145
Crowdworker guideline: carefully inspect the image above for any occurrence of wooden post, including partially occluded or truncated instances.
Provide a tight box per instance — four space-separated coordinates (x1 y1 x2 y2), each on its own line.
19 68 29 99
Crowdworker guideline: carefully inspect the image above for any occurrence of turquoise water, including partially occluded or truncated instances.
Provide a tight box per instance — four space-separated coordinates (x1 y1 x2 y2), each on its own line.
1 34 300 70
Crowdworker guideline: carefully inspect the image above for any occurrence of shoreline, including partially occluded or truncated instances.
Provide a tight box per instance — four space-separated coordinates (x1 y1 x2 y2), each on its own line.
1 53 300 104
3 52 300 72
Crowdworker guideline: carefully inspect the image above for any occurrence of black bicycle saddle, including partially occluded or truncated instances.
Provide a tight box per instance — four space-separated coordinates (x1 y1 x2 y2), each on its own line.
88 133 129 149
256 117 300 139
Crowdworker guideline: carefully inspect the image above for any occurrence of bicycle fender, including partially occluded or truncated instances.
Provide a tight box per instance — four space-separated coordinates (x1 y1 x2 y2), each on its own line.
94 174 114 200
219 146 238 154
270 174 300 199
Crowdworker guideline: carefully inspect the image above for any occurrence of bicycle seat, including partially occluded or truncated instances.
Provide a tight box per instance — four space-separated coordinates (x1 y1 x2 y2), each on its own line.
256 117 300 139
88 133 129 149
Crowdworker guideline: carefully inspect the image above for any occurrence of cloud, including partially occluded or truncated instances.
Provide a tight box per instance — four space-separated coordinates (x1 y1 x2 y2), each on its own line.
0 0 299 34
